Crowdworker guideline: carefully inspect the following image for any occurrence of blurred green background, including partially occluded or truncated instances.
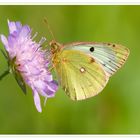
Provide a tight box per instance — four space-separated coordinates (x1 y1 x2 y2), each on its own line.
0 5 138 134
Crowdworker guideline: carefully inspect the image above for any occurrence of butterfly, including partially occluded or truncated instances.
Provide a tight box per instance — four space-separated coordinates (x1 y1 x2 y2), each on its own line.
49 40 130 101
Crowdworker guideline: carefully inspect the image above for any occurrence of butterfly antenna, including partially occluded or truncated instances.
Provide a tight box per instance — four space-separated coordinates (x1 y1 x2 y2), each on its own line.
44 17 56 41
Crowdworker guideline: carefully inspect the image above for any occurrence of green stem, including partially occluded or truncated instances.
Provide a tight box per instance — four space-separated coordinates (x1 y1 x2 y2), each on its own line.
0 69 9 80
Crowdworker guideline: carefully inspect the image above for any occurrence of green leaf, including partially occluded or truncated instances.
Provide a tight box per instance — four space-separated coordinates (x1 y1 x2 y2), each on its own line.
0 49 8 60
12 69 27 94
0 69 9 81
10 57 27 95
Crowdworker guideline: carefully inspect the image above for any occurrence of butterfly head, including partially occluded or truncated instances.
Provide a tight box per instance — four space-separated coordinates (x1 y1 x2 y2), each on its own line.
50 40 62 54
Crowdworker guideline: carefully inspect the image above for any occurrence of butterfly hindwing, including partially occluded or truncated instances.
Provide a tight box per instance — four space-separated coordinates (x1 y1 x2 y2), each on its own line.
63 42 130 76
54 50 109 100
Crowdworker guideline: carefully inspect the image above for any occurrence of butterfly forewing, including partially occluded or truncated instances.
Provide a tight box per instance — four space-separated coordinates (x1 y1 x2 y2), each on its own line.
63 42 130 76
54 50 109 100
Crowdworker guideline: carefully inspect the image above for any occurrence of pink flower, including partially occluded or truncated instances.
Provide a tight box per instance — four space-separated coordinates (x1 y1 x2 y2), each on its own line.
1 20 58 112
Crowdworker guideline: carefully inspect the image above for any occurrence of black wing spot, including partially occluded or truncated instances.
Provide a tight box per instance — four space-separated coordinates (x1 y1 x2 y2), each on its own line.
113 44 116 47
89 47 94 52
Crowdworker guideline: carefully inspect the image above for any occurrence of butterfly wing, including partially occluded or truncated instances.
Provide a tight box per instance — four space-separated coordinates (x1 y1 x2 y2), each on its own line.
54 50 109 100
63 42 130 76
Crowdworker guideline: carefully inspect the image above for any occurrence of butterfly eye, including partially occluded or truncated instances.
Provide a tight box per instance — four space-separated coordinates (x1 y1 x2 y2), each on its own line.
53 42 57 45
89 47 94 52
113 44 116 47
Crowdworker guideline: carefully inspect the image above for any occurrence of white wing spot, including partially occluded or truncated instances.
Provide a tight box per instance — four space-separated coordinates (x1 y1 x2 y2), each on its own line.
80 67 86 73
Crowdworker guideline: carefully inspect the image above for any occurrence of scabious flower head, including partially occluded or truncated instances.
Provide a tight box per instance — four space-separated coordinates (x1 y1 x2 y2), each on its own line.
0 20 58 112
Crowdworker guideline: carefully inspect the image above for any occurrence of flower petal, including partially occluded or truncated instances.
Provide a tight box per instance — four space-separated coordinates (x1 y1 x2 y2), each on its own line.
1 35 8 46
19 25 31 39
45 74 53 82
0 35 9 51
49 80 58 91
8 20 17 34
33 89 42 112
8 34 16 45
15 21 22 31
45 81 58 98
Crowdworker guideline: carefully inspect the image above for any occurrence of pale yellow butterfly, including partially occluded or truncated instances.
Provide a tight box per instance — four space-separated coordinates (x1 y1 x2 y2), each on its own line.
44 19 130 100
50 41 130 100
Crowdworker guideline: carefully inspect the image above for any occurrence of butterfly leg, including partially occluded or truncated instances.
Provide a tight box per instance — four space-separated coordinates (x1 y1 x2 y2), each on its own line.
48 63 56 72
